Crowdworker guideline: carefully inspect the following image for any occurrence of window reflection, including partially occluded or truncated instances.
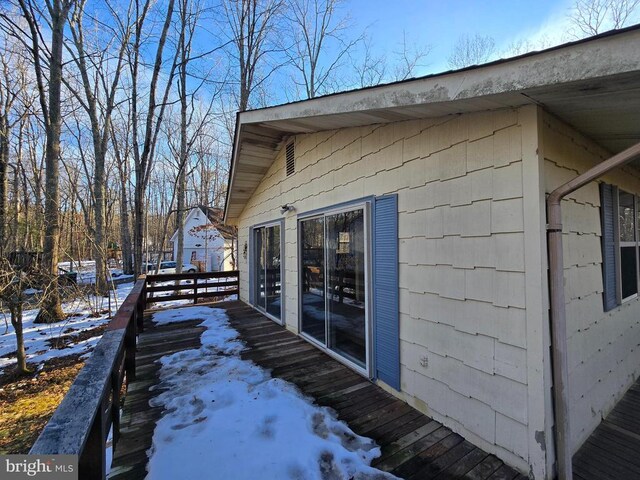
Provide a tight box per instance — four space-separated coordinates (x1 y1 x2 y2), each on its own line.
619 190 638 299
299 208 367 369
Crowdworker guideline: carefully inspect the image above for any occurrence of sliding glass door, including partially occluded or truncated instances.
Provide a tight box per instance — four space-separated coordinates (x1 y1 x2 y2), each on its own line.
300 218 326 343
299 205 369 372
253 223 282 322
326 209 366 367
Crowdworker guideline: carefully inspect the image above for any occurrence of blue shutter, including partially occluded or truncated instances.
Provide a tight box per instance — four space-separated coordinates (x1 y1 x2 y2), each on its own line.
374 195 400 390
600 183 618 311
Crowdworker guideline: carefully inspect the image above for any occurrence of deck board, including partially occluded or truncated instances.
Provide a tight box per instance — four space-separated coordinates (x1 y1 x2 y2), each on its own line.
108 316 205 480
109 301 523 479
224 302 520 479
572 375 640 480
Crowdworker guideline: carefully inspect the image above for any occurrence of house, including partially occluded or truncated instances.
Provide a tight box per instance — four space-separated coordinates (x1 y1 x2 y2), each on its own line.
170 206 236 272
223 26 640 479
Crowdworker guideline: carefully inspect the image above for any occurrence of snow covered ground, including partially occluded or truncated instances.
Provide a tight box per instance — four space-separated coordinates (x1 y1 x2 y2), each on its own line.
0 282 135 375
145 306 395 480
57 260 134 285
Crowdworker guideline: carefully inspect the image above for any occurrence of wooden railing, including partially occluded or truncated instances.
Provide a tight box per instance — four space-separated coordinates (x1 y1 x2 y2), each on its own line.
29 276 147 479
145 270 239 306
28 270 239 479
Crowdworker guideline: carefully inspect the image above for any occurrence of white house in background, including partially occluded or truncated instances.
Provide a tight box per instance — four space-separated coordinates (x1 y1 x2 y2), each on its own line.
170 206 236 272
224 27 640 479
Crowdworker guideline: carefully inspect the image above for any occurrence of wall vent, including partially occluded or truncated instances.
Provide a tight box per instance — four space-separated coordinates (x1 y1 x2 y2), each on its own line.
286 142 295 176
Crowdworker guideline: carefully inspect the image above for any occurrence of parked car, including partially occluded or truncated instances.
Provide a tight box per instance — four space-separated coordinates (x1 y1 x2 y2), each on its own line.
153 261 198 274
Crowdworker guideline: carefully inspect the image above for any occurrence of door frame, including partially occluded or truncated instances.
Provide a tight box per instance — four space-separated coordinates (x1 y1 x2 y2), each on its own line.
250 218 285 325
297 200 373 377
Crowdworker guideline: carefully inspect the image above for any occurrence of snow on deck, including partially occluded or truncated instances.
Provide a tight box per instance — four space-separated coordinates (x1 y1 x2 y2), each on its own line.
144 306 395 480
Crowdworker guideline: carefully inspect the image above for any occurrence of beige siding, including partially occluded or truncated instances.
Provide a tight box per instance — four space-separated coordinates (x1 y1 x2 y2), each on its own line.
542 112 640 452
236 108 539 474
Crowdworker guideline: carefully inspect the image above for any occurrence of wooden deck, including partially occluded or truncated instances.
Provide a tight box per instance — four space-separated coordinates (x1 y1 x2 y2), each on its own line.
108 317 206 480
110 301 526 479
573 378 640 480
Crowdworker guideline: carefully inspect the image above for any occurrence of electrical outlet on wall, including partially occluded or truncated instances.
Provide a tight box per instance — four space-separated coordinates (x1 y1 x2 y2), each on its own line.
420 355 428 368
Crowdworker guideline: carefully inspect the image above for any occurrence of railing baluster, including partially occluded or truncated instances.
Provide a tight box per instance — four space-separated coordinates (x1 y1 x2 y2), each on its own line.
111 368 121 445
137 279 145 332
125 313 136 382
79 395 106 480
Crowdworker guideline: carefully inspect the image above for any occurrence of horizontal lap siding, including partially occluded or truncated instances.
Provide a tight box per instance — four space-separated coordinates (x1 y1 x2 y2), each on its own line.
236 108 530 472
542 112 640 452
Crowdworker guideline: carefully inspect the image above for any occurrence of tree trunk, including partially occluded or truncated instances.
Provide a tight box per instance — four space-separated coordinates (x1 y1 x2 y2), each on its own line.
175 167 186 275
134 180 144 275
0 115 8 256
35 1 68 324
10 301 29 374
120 186 133 275
12 121 24 254
175 6 188 277
130 0 176 276
93 147 108 295
11 162 19 253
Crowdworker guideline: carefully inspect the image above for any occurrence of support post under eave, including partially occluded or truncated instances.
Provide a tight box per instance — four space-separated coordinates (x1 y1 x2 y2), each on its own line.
546 141 640 480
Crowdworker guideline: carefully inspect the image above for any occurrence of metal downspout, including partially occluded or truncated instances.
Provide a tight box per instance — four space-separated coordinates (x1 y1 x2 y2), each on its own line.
546 141 640 480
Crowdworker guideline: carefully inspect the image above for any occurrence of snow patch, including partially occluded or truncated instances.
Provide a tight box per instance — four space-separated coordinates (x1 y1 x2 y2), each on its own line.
0 282 135 374
145 306 395 480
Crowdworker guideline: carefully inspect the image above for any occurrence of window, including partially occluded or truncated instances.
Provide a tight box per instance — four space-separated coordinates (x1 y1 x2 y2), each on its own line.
618 190 638 299
600 184 640 310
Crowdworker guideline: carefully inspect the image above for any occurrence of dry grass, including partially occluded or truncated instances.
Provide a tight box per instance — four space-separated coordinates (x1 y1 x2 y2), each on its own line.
0 355 84 453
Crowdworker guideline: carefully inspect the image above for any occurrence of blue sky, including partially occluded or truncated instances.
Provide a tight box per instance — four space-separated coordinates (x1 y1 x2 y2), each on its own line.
348 0 573 73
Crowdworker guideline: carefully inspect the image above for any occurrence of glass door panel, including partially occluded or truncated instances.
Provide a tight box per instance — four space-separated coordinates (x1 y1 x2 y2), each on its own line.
265 225 281 318
326 209 366 368
253 228 266 310
300 217 326 344
253 224 281 321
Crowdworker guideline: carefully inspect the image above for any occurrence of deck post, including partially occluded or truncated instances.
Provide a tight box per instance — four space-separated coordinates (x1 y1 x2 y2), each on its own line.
79 396 106 480
124 317 136 382
194 277 198 304
111 369 121 444
137 278 146 332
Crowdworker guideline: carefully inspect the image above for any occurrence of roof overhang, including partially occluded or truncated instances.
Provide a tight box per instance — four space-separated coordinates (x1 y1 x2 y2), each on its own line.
225 26 640 222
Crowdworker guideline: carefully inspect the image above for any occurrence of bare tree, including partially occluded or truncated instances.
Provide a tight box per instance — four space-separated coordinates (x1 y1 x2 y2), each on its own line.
175 0 196 276
284 0 362 99
447 33 496 70
568 0 640 38
222 0 283 112
129 0 179 275
111 109 134 275
352 35 385 88
0 35 28 255
392 31 433 81
8 0 76 323
502 35 553 57
0 259 30 373
65 0 133 294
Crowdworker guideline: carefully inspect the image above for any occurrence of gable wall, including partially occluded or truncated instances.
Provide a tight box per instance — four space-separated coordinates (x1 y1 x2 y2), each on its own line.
542 111 640 452
235 106 547 475
172 209 227 269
